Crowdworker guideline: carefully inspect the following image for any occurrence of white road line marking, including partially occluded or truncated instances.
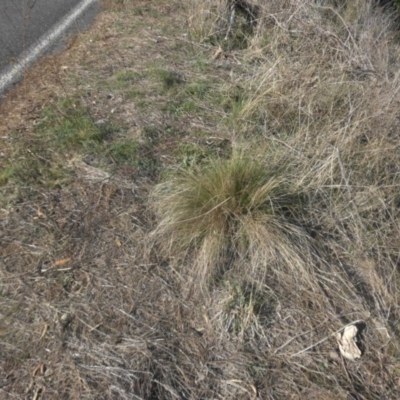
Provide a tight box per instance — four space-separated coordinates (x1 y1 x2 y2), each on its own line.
0 0 98 95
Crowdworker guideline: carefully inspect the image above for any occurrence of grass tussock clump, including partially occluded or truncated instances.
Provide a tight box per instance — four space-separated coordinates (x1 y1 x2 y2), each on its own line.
151 150 315 282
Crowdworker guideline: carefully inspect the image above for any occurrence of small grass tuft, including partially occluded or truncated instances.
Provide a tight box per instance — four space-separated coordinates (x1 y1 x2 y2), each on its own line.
151 149 314 282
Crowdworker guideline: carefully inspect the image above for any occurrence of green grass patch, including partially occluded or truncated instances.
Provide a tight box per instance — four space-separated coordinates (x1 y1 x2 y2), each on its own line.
125 88 146 100
177 143 210 168
163 99 200 116
114 70 143 83
0 167 14 186
107 139 139 164
176 139 231 169
35 100 110 150
185 81 211 99
220 84 248 126
150 67 184 91
12 150 70 188
104 127 162 176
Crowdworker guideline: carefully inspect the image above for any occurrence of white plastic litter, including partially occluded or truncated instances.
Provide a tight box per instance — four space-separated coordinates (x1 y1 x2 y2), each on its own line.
336 324 361 360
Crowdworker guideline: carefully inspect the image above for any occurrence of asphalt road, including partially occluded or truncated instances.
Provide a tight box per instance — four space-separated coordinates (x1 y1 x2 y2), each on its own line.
0 0 99 94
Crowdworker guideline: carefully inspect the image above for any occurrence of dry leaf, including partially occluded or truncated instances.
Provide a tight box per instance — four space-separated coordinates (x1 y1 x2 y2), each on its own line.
33 206 45 220
336 324 362 360
54 257 72 267
213 46 223 60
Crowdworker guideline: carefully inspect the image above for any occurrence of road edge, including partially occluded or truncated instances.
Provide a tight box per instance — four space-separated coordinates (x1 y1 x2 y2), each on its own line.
0 0 99 98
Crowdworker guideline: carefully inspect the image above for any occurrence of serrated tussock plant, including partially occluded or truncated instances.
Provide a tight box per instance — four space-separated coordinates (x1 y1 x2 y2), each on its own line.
151 150 316 283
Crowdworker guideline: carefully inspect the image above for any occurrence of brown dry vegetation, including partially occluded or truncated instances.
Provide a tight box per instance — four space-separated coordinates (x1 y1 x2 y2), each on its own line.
1 0 400 398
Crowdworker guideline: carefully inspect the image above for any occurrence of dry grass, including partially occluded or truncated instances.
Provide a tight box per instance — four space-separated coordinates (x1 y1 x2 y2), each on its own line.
151 149 317 284
1 0 400 399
